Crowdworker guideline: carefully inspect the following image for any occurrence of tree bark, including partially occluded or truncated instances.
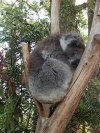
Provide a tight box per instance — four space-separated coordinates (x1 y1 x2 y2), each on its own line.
51 0 61 34
41 0 100 132
21 42 30 86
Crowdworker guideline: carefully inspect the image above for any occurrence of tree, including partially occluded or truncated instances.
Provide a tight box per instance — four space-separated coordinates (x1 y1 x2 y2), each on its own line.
0 0 99 132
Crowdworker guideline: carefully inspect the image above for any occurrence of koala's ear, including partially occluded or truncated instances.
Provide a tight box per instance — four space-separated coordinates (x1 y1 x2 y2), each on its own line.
60 36 67 52
60 36 73 52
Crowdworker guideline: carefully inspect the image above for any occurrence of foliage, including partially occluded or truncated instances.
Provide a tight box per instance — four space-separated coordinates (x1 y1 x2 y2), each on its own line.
0 96 19 133
60 0 88 34
60 0 78 32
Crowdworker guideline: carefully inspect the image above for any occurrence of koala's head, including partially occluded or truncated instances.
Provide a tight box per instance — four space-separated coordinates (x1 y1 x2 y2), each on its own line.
60 33 85 69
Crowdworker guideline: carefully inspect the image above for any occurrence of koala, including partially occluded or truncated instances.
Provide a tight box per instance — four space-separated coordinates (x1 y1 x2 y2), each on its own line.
29 33 85 104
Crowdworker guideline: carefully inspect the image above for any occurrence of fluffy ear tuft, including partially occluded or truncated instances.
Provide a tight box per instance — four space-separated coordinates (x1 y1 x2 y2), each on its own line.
60 36 73 52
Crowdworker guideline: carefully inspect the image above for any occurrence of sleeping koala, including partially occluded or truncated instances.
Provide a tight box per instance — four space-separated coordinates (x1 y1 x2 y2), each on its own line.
29 33 85 104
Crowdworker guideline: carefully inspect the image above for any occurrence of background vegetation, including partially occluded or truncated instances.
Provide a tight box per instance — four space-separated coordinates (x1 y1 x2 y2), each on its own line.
0 0 99 133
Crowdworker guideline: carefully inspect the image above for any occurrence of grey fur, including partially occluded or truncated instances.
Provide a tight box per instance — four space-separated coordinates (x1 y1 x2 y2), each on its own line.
29 33 85 104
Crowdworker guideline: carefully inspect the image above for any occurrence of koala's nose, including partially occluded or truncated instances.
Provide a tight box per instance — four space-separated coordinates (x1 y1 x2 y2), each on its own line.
71 59 80 68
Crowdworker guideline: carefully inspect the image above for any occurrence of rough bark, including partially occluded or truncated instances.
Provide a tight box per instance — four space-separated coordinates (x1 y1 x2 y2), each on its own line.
40 0 100 132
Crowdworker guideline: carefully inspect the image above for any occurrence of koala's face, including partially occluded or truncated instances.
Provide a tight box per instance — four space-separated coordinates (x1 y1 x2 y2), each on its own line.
60 34 85 68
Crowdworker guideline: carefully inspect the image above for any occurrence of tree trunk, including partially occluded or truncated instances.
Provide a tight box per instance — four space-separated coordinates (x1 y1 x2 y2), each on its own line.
88 0 95 35
51 0 61 34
